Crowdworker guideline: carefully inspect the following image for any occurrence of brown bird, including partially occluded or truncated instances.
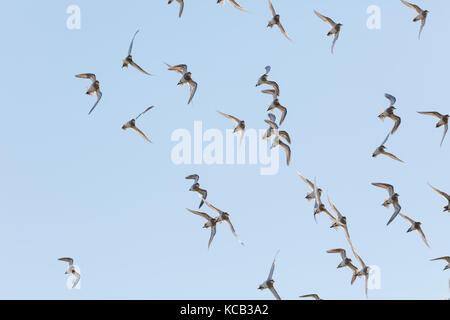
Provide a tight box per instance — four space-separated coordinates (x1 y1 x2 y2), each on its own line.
267 0 291 40
428 183 450 213
417 111 449 147
186 208 219 249
122 30 152 76
122 106 154 143
372 183 402 226
379 94 401 134
75 73 102 115
372 133 404 163
399 214 430 248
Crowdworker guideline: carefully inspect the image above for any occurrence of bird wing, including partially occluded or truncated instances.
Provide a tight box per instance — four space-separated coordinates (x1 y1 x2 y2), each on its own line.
314 10 336 27
300 294 319 300
277 104 287 125
331 32 339 54
128 30 139 56
218 111 240 124
399 213 415 224
279 141 291 166
129 60 152 76
187 208 213 221
185 174 200 183
380 132 391 147
75 73 96 83
401 0 422 14
208 225 217 249
416 226 431 248
418 16 426 39
178 0 184 18
135 106 154 120
187 80 197 104
390 115 401 134
202 199 223 216
417 111 444 119
267 250 280 281
131 126 152 143
441 123 448 147
297 171 315 190
431 256 450 263
224 218 244 246
279 131 291 144
166 63 188 75
269 286 281 300
327 195 343 220
372 183 395 196
72 271 81 289
268 113 277 123
385 93 397 106
383 151 404 163
88 90 102 115
58 257 74 265
228 0 247 12
268 0 276 17
387 203 401 226
327 248 347 260
277 23 291 41
262 89 278 100
428 183 450 200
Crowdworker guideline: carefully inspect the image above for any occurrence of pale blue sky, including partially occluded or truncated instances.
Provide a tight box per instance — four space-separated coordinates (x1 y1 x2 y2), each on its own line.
0 0 449 299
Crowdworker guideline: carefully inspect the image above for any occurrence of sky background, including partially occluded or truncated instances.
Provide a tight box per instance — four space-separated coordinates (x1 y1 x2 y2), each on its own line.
0 0 449 300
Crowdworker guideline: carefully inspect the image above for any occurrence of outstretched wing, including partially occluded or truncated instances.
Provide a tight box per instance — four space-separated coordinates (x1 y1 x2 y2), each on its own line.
385 93 396 106
188 80 197 104
131 126 152 143
417 111 444 119
186 208 213 221
314 10 336 27
58 257 74 265
88 90 102 115
135 106 154 120
267 250 280 281
269 286 281 300
75 73 96 83
129 60 152 76
224 218 244 246
228 0 247 12
268 0 276 17
372 183 395 196
401 0 422 14
128 30 139 56
218 111 240 124
428 183 450 201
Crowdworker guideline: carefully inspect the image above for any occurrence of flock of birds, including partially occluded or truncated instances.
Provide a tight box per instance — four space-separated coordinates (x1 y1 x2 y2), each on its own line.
56 0 449 299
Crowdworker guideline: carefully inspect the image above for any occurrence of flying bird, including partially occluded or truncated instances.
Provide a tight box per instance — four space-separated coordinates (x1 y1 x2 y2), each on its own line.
264 118 291 144
400 0 429 39
327 196 348 231
122 30 152 76
263 113 278 140
267 0 291 40
350 252 371 298
372 183 402 226
263 90 288 126
258 251 281 300
312 178 337 223
314 10 342 54
430 256 450 271
271 136 291 166
186 208 219 249
428 183 450 212
399 214 430 248
379 94 401 134
217 111 246 145
372 133 404 163
58 257 80 289
122 106 154 143
299 294 322 300
327 248 355 270
217 0 247 12
203 199 244 246
168 0 184 18
186 175 208 209
417 111 449 147
297 171 323 203
166 63 198 104
256 66 280 96
75 73 102 115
